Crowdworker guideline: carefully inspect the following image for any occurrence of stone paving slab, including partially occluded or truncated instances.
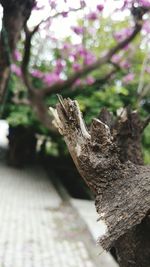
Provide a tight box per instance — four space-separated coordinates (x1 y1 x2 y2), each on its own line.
0 162 117 267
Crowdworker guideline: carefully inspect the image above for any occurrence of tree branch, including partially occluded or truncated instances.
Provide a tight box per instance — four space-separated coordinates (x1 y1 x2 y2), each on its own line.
41 22 142 96
33 6 84 31
21 25 37 95
21 24 56 131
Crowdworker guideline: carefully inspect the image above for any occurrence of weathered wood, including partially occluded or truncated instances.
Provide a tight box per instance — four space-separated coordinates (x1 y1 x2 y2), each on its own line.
51 97 150 267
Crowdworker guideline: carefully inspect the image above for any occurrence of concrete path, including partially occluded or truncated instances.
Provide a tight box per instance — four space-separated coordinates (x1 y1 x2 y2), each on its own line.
0 121 117 267
0 160 118 267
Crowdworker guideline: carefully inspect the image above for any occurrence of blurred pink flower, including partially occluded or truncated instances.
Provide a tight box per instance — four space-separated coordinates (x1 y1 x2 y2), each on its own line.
74 79 82 86
70 45 87 60
76 45 87 57
50 1 56 9
72 63 81 71
139 0 150 7
69 51 78 60
97 4 104 12
61 11 68 17
120 60 131 69
86 76 95 85
72 26 84 35
114 28 133 42
55 59 65 74
87 12 98 21
63 43 71 50
31 69 43 78
83 51 96 65
13 50 22 61
123 73 134 84
43 73 61 85
11 64 22 77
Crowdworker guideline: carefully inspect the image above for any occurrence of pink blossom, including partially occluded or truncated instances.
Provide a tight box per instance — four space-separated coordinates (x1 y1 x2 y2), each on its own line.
43 73 61 85
123 73 134 84
13 50 22 61
11 64 22 77
120 61 131 69
97 4 104 12
55 59 65 74
72 26 84 35
71 46 96 65
111 54 122 63
76 45 87 57
72 63 81 71
86 76 95 85
87 12 98 21
61 11 68 17
114 28 133 42
70 51 78 61
31 69 43 78
63 43 71 50
74 79 82 86
143 20 150 33
50 1 57 9
139 0 150 7
70 45 87 60
83 51 96 65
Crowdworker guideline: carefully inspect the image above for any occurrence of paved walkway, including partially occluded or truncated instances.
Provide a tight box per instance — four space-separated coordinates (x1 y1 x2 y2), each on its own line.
0 160 118 267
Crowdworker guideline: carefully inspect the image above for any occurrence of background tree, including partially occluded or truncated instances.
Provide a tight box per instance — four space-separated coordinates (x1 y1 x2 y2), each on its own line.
1 0 149 165
0 0 35 104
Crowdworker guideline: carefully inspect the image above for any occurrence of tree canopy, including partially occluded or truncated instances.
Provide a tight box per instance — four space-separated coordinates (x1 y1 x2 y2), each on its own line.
0 0 149 161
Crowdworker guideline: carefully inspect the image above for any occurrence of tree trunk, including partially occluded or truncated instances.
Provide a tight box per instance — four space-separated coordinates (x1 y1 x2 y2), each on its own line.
0 0 35 104
7 125 37 167
51 97 150 267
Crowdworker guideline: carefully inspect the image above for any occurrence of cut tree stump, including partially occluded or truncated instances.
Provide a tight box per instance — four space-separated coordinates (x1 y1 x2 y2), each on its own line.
50 97 150 267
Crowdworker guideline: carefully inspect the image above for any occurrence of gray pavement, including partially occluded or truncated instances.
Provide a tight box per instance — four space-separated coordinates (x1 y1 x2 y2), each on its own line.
0 121 117 267
0 161 118 267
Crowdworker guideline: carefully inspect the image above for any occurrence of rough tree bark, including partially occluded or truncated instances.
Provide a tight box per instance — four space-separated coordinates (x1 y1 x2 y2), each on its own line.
0 0 35 103
50 97 150 267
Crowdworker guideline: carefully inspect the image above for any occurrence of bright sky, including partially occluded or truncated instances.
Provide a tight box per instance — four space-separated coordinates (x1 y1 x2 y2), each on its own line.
28 0 124 39
0 0 126 42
